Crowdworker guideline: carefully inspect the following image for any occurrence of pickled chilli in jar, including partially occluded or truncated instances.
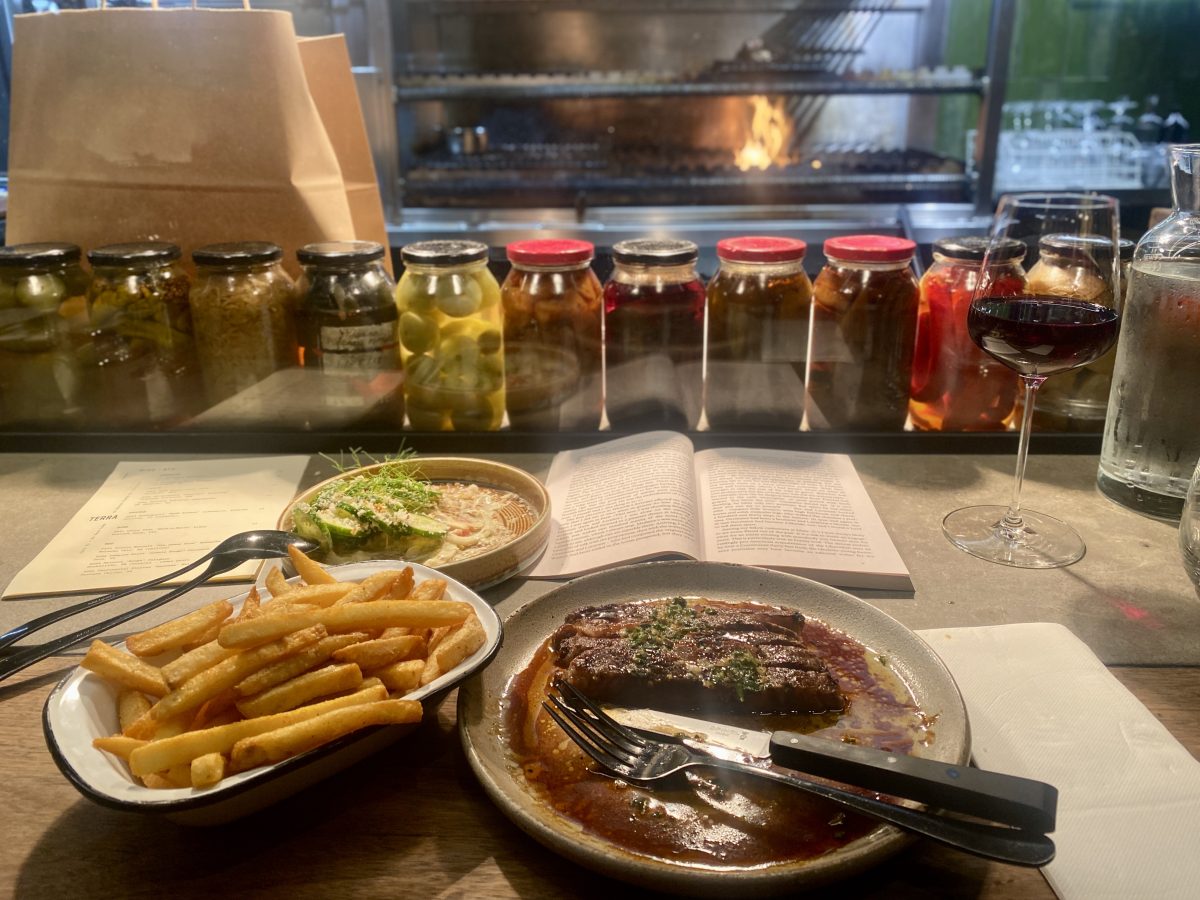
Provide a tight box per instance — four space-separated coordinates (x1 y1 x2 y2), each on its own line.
396 240 504 431
1030 236 1129 432
86 241 202 425
501 239 602 431
604 239 705 429
909 237 1025 431
190 242 298 406
807 235 919 430
0 243 88 426
705 236 812 430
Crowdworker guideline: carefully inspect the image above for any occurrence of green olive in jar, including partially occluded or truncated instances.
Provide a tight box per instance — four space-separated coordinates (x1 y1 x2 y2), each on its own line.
399 310 439 354
435 273 483 318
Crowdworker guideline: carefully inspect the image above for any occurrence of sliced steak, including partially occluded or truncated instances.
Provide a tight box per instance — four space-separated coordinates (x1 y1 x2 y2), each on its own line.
551 598 843 714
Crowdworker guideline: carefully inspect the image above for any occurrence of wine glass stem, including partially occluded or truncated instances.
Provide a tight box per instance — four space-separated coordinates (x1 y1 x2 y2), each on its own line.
1002 375 1046 536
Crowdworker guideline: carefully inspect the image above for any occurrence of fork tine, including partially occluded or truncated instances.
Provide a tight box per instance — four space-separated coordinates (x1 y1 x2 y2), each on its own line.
553 678 649 752
542 701 633 776
545 694 640 766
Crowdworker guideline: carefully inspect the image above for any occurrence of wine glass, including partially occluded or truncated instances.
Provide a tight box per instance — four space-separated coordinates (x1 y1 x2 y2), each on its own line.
943 193 1121 567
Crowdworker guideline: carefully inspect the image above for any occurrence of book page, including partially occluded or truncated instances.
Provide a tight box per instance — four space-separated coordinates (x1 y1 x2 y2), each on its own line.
528 431 702 578
2 456 310 599
694 447 910 590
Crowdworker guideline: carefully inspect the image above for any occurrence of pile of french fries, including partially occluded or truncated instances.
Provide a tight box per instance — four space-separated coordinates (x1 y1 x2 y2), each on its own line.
86 547 487 790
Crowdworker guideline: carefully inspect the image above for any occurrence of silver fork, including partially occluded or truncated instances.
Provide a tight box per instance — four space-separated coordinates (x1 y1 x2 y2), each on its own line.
543 680 1055 868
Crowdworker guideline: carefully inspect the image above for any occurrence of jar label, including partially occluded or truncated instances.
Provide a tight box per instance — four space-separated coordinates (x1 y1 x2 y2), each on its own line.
318 323 397 372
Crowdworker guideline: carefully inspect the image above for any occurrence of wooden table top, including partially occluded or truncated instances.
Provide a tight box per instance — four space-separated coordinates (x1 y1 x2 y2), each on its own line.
3 654 1197 899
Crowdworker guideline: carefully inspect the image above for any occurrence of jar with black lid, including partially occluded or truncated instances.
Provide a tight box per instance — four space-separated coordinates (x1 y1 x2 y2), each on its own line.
396 239 504 431
190 242 298 406
0 243 88 425
603 238 705 429
807 235 920 430
86 241 202 425
705 236 812 430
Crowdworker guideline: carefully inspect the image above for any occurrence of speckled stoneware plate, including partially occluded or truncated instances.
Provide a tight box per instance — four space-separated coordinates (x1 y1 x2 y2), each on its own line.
458 561 969 897
278 458 550 591
43 560 501 826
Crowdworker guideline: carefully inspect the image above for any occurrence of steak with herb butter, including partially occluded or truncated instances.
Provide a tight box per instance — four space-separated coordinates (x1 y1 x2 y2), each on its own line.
550 597 843 714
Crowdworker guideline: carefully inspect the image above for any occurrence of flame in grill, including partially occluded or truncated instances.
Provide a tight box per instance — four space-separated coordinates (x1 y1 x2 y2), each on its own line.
734 95 790 172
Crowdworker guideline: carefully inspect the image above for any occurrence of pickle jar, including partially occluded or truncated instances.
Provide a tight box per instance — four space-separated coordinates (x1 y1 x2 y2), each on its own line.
705 236 812 430
1028 234 1123 432
909 237 1026 432
603 238 706 429
190 242 299 406
807 235 920 430
396 240 504 432
0 243 88 426
86 241 202 425
501 239 603 431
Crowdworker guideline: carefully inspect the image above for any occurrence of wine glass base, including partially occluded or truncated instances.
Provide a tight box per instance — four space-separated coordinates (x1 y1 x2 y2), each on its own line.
942 506 1085 569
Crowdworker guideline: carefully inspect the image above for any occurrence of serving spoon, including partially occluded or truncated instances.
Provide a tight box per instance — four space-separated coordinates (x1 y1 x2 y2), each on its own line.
0 530 317 684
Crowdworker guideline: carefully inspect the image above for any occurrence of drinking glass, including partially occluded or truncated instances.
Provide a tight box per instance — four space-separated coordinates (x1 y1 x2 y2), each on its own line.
943 193 1121 567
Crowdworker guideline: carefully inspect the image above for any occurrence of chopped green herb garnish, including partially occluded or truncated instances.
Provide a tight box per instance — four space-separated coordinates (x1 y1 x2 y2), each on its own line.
706 650 765 702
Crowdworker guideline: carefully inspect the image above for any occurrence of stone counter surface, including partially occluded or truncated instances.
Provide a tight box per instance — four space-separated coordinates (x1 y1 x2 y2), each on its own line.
1 450 1195 666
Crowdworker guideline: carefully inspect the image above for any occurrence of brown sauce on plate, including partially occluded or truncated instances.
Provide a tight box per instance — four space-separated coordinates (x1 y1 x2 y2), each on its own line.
501 597 933 869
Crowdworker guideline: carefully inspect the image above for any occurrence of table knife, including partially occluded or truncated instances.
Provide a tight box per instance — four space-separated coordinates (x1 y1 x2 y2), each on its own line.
608 706 1057 833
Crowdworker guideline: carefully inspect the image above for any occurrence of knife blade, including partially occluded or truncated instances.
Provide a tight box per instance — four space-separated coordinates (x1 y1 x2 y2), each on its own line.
607 706 1057 833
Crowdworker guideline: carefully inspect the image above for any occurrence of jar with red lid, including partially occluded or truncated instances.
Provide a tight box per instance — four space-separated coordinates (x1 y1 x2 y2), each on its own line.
501 239 603 430
603 238 705 429
909 236 1026 431
705 236 812 430
808 235 920 430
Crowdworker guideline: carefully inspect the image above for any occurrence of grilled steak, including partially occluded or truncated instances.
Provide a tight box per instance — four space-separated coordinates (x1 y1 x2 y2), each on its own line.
550 598 843 714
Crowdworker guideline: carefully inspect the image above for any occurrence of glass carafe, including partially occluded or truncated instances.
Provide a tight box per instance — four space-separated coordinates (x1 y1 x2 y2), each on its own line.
1098 144 1200 520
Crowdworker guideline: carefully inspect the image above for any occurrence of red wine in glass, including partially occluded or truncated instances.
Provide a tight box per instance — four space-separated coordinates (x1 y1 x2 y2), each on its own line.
967 295 1120 377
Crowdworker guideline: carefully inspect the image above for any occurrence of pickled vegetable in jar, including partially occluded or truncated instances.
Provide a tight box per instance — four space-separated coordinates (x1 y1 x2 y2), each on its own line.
501 239 602 431
604 239 705 429
807 235 920 431
0 243 88 426
396 240 504 432
86 241 202 425
705 236 812 430
909 237 1025 432
190 242 299 406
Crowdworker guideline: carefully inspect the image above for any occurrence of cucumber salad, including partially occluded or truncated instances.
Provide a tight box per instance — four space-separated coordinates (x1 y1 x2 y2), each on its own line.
291 464 534 567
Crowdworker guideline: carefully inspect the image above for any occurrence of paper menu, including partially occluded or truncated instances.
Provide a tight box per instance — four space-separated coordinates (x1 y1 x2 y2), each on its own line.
2 456 310 599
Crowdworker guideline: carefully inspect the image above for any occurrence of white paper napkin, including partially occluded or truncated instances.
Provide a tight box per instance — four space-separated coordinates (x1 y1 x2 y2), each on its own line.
916 623 1200 900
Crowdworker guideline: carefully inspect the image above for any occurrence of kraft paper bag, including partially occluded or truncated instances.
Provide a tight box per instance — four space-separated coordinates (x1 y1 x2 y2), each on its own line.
6 5 366 275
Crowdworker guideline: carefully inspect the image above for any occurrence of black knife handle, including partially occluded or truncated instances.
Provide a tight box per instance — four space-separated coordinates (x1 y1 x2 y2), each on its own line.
769 731 1057 832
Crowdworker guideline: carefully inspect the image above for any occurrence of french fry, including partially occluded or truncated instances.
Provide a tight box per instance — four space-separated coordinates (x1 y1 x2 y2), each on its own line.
334 569 412 606
190 752 226 789
236 663 363 719
419 655 440 687
234 633 367 697
129 685 388 776
357 676 384 692
124 710 190 741
142 773 174 789
125 599 234 658
117 689 152 733
164 765 192 788
331 635 426 671
81 641 169 697
432 614 487 674
426 626 452 654
376 659 424 695
181 619 224 651
161 638 238 689
190 689 239 729
288 545 336 585
264 566 293 599
229 699 422 772
92 735 146 761
266 583 355 610
380 626 411 638
148 625 327 722
234 588 261 623
218 600 471 649
408 578 447 603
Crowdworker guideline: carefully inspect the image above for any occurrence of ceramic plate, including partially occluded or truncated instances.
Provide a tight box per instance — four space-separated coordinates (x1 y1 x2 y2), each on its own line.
458 561 969 897
43 560 502 826
278 457 550 591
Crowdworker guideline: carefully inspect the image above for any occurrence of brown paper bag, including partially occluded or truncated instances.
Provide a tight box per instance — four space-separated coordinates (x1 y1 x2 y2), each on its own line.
6 5 379 275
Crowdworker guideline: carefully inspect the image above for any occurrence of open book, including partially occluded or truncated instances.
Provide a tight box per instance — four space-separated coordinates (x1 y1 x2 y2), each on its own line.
528 431 911 592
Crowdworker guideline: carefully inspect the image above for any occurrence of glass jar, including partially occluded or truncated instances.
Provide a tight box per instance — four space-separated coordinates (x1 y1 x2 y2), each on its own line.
603 238 705 429
0 243 89 426
705 236 812 430
807 235 920 430
1180 457 1200 595
1099 144 1200 520
190 242 298 406
396 240 504 431
909 236 1026 432
1031 236 1132 432
501 239 603 431
85 241 202 425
